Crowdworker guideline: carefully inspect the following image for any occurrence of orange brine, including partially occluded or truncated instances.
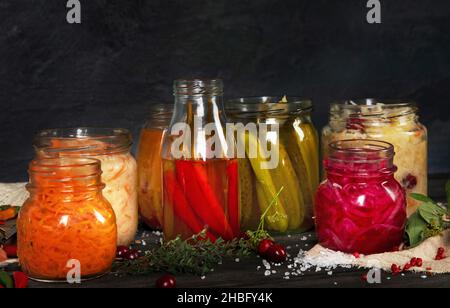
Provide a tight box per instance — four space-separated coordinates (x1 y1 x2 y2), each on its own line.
137 128 165 229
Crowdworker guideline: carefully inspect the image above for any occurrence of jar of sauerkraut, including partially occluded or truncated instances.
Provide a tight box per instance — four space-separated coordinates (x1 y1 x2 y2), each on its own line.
33 128 138 246
17 157 117 281
322 100 427 216
226 97 319 234
137 104 173 230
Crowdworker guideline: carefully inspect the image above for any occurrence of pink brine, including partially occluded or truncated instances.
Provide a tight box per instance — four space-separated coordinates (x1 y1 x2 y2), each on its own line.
315 139 407 254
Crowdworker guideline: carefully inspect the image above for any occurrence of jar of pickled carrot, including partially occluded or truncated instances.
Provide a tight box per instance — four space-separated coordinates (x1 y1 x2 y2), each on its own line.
161 79 240 241
225 97 319 234
33 128 138 246
137 104 173 230
17 158 117 281
322 100 427 216
315 140 407 254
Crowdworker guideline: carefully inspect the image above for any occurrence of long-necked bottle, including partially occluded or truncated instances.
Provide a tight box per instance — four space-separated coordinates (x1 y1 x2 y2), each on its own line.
161 79 239 241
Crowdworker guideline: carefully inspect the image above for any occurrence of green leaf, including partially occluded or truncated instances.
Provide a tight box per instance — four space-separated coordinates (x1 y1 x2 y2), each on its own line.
406 212 428 247
0 271 13 288
409 193 435 204
418 202 447 225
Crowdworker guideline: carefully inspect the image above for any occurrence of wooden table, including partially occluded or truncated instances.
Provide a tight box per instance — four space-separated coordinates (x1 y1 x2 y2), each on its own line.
20 175 450 288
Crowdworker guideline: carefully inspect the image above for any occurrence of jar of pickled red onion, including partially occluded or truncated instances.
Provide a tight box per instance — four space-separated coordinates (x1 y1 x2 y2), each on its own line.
137 104 173 230
17 158 117 281
33 128 138 246
322 100 427 215
315 140 407 254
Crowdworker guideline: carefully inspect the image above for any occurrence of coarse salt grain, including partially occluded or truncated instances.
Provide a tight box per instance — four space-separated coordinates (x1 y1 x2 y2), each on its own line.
264 270 271 276
235 258 240 263
201 276 206 280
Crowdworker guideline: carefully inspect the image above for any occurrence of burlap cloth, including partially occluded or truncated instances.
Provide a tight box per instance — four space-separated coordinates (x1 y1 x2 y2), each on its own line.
1 182 449 273
306 231 449 274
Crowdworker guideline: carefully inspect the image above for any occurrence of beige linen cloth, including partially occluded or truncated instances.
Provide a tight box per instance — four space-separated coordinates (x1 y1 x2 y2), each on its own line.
306 231 449 274
1 182 449 273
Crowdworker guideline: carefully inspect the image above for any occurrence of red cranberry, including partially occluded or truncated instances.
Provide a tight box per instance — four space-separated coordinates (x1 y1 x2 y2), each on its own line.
416 258 423 267
239 232 250 240
257 239 275 257
391 263 400 274
123 249 139 261
402 174 417 190
403 263 411 271
155 274 176 288
266 244 287 263
3 244 17 258
352 252 360 259
116 246 130 258
436 247 445 260
410 257 417 267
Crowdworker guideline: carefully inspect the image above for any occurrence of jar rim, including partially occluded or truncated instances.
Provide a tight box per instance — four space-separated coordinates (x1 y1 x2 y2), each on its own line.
328 139 394 163
33 127 132 155
28 157 104 190
330 99 418 119
174 79 223 96
226 96 312 117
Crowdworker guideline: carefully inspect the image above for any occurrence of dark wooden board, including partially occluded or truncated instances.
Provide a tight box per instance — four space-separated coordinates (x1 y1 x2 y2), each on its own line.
16 175 450 288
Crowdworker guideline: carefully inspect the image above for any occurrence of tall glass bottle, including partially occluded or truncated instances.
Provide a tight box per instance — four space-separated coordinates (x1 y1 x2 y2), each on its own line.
161 79 239 241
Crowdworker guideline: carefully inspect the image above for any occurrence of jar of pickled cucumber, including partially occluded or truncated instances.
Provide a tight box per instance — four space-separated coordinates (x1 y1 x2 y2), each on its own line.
321 99 427 216
226 97 319 233
136 104 173 230
17 157 117 281
33 128 138 246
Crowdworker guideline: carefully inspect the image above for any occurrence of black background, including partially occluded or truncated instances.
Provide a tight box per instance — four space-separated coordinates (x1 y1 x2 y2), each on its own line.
0 0 449 182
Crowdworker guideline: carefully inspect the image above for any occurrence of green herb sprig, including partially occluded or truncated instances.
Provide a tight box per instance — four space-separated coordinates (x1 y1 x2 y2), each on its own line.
406 180 450 247
114 187 285 276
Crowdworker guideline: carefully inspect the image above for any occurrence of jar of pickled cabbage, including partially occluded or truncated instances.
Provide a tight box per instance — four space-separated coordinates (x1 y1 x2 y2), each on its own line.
225 97 319 234
322 100 427 216
315 140 406 254
33 128 138 246
17 157 117 281
137 104 173 230
161 79 240 241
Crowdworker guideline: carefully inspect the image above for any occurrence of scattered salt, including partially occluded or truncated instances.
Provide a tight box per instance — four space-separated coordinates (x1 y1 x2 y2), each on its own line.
200 276 206 280
271 270 277 274
264 270 271 276
327 271 333 276
421 275 427 279
262 259 271 270
301 236 307 241
257 266 261 271
235 258 240 263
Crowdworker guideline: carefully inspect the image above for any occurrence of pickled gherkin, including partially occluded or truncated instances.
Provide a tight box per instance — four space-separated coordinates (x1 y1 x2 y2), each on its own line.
226 97 319 233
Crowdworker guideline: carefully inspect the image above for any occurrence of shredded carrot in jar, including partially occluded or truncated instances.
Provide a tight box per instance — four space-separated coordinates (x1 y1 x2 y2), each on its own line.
17 158 117 281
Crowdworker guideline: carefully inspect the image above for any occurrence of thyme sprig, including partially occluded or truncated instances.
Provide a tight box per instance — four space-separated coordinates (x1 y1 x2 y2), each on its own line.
114 186 285 276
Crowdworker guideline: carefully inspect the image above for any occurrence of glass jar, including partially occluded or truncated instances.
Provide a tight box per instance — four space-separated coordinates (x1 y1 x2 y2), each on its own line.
315 140 406 254
137 104 173 230
33 128 138 246
226 97 319 233
17 157 117 281
161 79 239 241
322 99 427 216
